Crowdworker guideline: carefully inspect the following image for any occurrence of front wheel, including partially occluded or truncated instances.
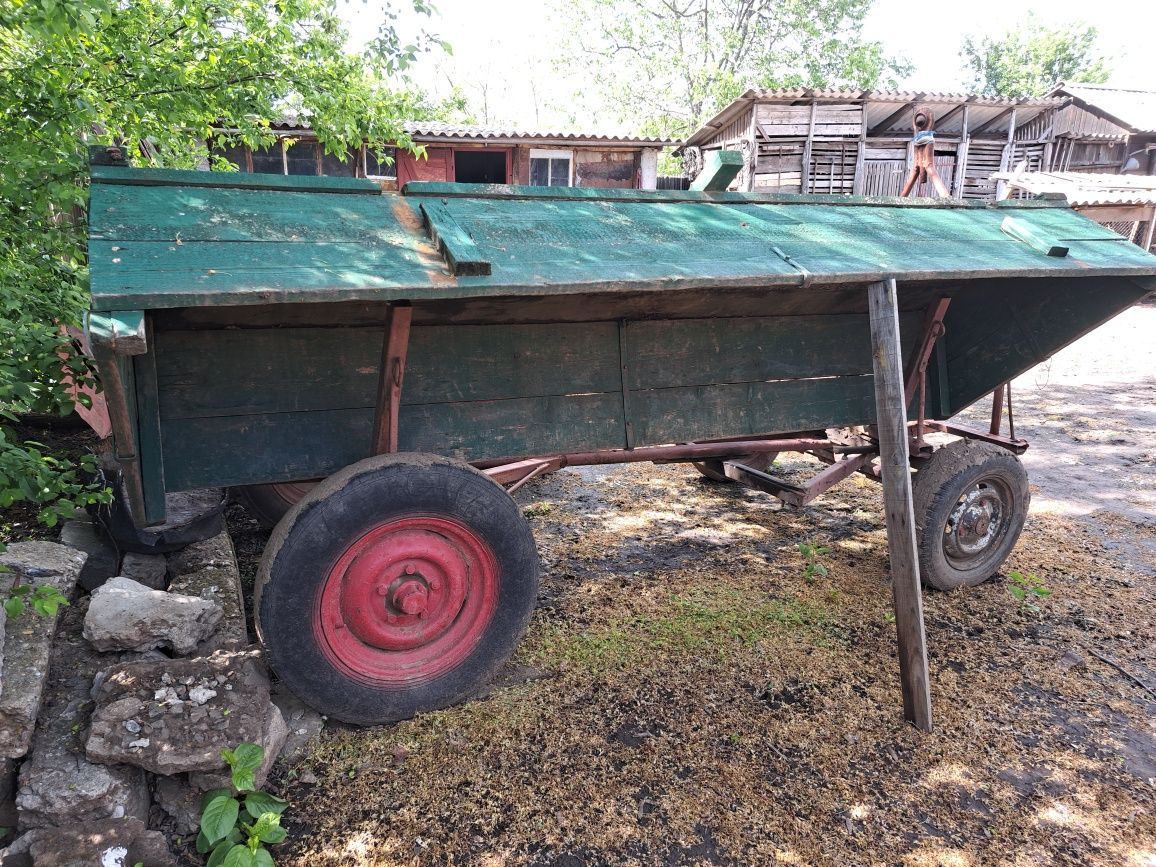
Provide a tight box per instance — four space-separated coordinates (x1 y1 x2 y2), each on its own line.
912 440 1030 591
255 453 540 725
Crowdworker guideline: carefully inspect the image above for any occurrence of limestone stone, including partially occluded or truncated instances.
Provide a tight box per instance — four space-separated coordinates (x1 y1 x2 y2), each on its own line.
166 530 247 654
86 650 271 775
83 577 222 655
0 543 86 759
58 518 118 592
118 552 167 590
271 682 325 765
189 701 288 792
1 817 176 867
16 599 149 831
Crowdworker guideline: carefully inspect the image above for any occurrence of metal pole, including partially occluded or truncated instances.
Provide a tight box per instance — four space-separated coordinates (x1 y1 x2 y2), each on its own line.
868 278 933 732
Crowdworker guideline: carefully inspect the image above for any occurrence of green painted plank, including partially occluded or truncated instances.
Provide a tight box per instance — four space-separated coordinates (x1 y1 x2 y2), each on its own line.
943 276 1153 414
1000 215 1069 256
624 313 923 391
420 201 491 276
153 322 622 419
690 150 744 192
630 376 879 446
89 184 413 242
160 393 626 491
91 165 382 194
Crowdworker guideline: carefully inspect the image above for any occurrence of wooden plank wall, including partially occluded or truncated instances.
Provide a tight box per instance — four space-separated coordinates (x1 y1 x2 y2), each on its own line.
149 312 922 491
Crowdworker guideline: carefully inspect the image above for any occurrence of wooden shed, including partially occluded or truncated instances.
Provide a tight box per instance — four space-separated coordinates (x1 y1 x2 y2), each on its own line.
680 89 1067 200
213 121 675 191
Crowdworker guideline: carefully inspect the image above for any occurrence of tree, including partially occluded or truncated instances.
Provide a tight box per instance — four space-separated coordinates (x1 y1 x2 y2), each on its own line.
961 16 1110 99
556 0 910 140
0 0 442 523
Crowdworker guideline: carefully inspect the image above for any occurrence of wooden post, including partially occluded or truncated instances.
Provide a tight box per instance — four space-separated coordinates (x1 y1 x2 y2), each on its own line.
868 278 933 732
371 303 413 455
1145 206 1156 253
802 101 818 194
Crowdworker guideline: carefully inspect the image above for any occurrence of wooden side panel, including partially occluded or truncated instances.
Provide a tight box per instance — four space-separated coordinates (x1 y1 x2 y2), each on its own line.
630 377 878 446
396 147 453 188
162 394 627 491
942 275 1153 414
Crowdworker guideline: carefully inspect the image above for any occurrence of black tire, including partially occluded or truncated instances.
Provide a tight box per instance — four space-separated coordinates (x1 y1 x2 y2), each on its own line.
693 452 776 483
232 481 316 530
255 453 540 725
912 440 1030 591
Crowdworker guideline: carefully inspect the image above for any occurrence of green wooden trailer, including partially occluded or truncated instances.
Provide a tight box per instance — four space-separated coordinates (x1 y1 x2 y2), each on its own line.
85 162 1156 728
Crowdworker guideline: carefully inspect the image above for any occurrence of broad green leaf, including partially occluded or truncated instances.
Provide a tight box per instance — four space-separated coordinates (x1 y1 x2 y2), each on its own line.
222 845 256 867
206 839 235 867
200 791 239 845
245 791 288 818
253 848 275 867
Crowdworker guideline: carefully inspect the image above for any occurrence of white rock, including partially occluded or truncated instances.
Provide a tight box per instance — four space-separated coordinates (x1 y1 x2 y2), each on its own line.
83 577 223 655
188 687 217 705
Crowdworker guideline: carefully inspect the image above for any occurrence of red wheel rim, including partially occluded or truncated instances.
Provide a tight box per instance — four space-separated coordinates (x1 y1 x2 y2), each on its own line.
316 516 500 686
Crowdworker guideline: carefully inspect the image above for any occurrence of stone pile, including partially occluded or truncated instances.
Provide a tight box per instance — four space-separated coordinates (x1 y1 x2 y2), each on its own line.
0 514 324 865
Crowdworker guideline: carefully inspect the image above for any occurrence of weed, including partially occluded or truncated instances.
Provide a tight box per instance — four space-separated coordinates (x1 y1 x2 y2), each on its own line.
1007 570 1051 612
2 583 67 620
797 542 831 583
523 502 553 518
197 742 288 866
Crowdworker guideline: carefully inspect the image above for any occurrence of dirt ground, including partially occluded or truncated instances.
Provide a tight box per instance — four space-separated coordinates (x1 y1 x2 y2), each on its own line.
246 305 1155 867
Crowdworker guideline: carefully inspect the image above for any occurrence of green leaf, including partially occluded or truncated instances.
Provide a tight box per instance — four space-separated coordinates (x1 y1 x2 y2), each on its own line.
206 839 235 867
251 812 286 844
200 791 240 845
230 742 264 774
3 598 23 620
1008 586 1026 601
245 791 288 818
253 848 275 867
223 845 256 867
196 830 213 855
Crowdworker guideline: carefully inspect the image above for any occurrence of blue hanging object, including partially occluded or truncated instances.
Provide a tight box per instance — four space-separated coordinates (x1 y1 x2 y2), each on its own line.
913 130 935 145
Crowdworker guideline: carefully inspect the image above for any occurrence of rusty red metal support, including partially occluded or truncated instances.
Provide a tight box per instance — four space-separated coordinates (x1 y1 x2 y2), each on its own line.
904 297 951 450
989 382 1006 435
371 303 412 455
922 420 1028 454
724 452 875 507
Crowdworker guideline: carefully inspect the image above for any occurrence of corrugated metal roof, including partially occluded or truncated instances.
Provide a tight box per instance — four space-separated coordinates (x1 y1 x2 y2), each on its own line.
267 117 676 146
684 90 1063 148
1051 82 1156 135
994 170 1156 207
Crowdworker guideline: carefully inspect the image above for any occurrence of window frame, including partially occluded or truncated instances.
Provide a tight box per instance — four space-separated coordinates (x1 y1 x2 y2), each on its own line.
529 148 574 187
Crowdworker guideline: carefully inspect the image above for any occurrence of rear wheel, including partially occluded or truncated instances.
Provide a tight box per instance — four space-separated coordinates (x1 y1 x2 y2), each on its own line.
255 454 539 724
232 481 316 530
912 440 1030 591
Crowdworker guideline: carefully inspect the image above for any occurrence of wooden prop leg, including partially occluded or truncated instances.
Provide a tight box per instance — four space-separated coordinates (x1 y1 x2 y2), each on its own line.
868 278 933 732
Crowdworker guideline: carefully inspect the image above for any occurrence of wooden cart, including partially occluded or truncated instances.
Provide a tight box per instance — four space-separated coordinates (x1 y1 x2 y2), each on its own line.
86 163 1156 727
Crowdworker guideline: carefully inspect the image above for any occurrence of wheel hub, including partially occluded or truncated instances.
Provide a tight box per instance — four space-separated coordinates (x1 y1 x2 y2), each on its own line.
316 516 499 685
943 480 1007 566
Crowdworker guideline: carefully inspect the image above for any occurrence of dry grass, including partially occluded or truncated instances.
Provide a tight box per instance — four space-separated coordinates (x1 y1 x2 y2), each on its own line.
271 460 1156 867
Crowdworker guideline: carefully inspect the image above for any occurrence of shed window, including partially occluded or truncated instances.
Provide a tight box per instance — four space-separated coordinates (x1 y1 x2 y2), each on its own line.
529 149 572 186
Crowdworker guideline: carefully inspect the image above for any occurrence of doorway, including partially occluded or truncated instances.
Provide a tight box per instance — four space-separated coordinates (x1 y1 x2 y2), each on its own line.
454 150 508 184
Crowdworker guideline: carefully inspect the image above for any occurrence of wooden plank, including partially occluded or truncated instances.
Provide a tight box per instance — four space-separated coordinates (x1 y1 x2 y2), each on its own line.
628 375 878 447
153 322 623 419
867 277 932 732
420 201 492 276
89 165 383 194
371 304 412 454
624 313 924 391
88 310 147 356
1000 216 1069 257
160 393 627 490
802 102 818 194
89 184 412 242
132 323 167 525
690 150 743 191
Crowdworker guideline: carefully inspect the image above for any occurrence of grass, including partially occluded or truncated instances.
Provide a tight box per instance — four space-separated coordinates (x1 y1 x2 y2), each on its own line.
525 583 833 672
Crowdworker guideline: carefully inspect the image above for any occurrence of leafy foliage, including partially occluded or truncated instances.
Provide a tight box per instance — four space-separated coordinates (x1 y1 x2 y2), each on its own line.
961 16 1110 98
0 0 442 525
557 0 911 139
198 743 289 866
1007 570 1051 612
2 583 69 620
797 542 831 583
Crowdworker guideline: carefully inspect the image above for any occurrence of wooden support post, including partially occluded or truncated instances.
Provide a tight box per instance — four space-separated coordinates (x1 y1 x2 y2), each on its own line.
868 278 933 732
802 101 817 194
1145 206 1156 253
371 303 413 455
